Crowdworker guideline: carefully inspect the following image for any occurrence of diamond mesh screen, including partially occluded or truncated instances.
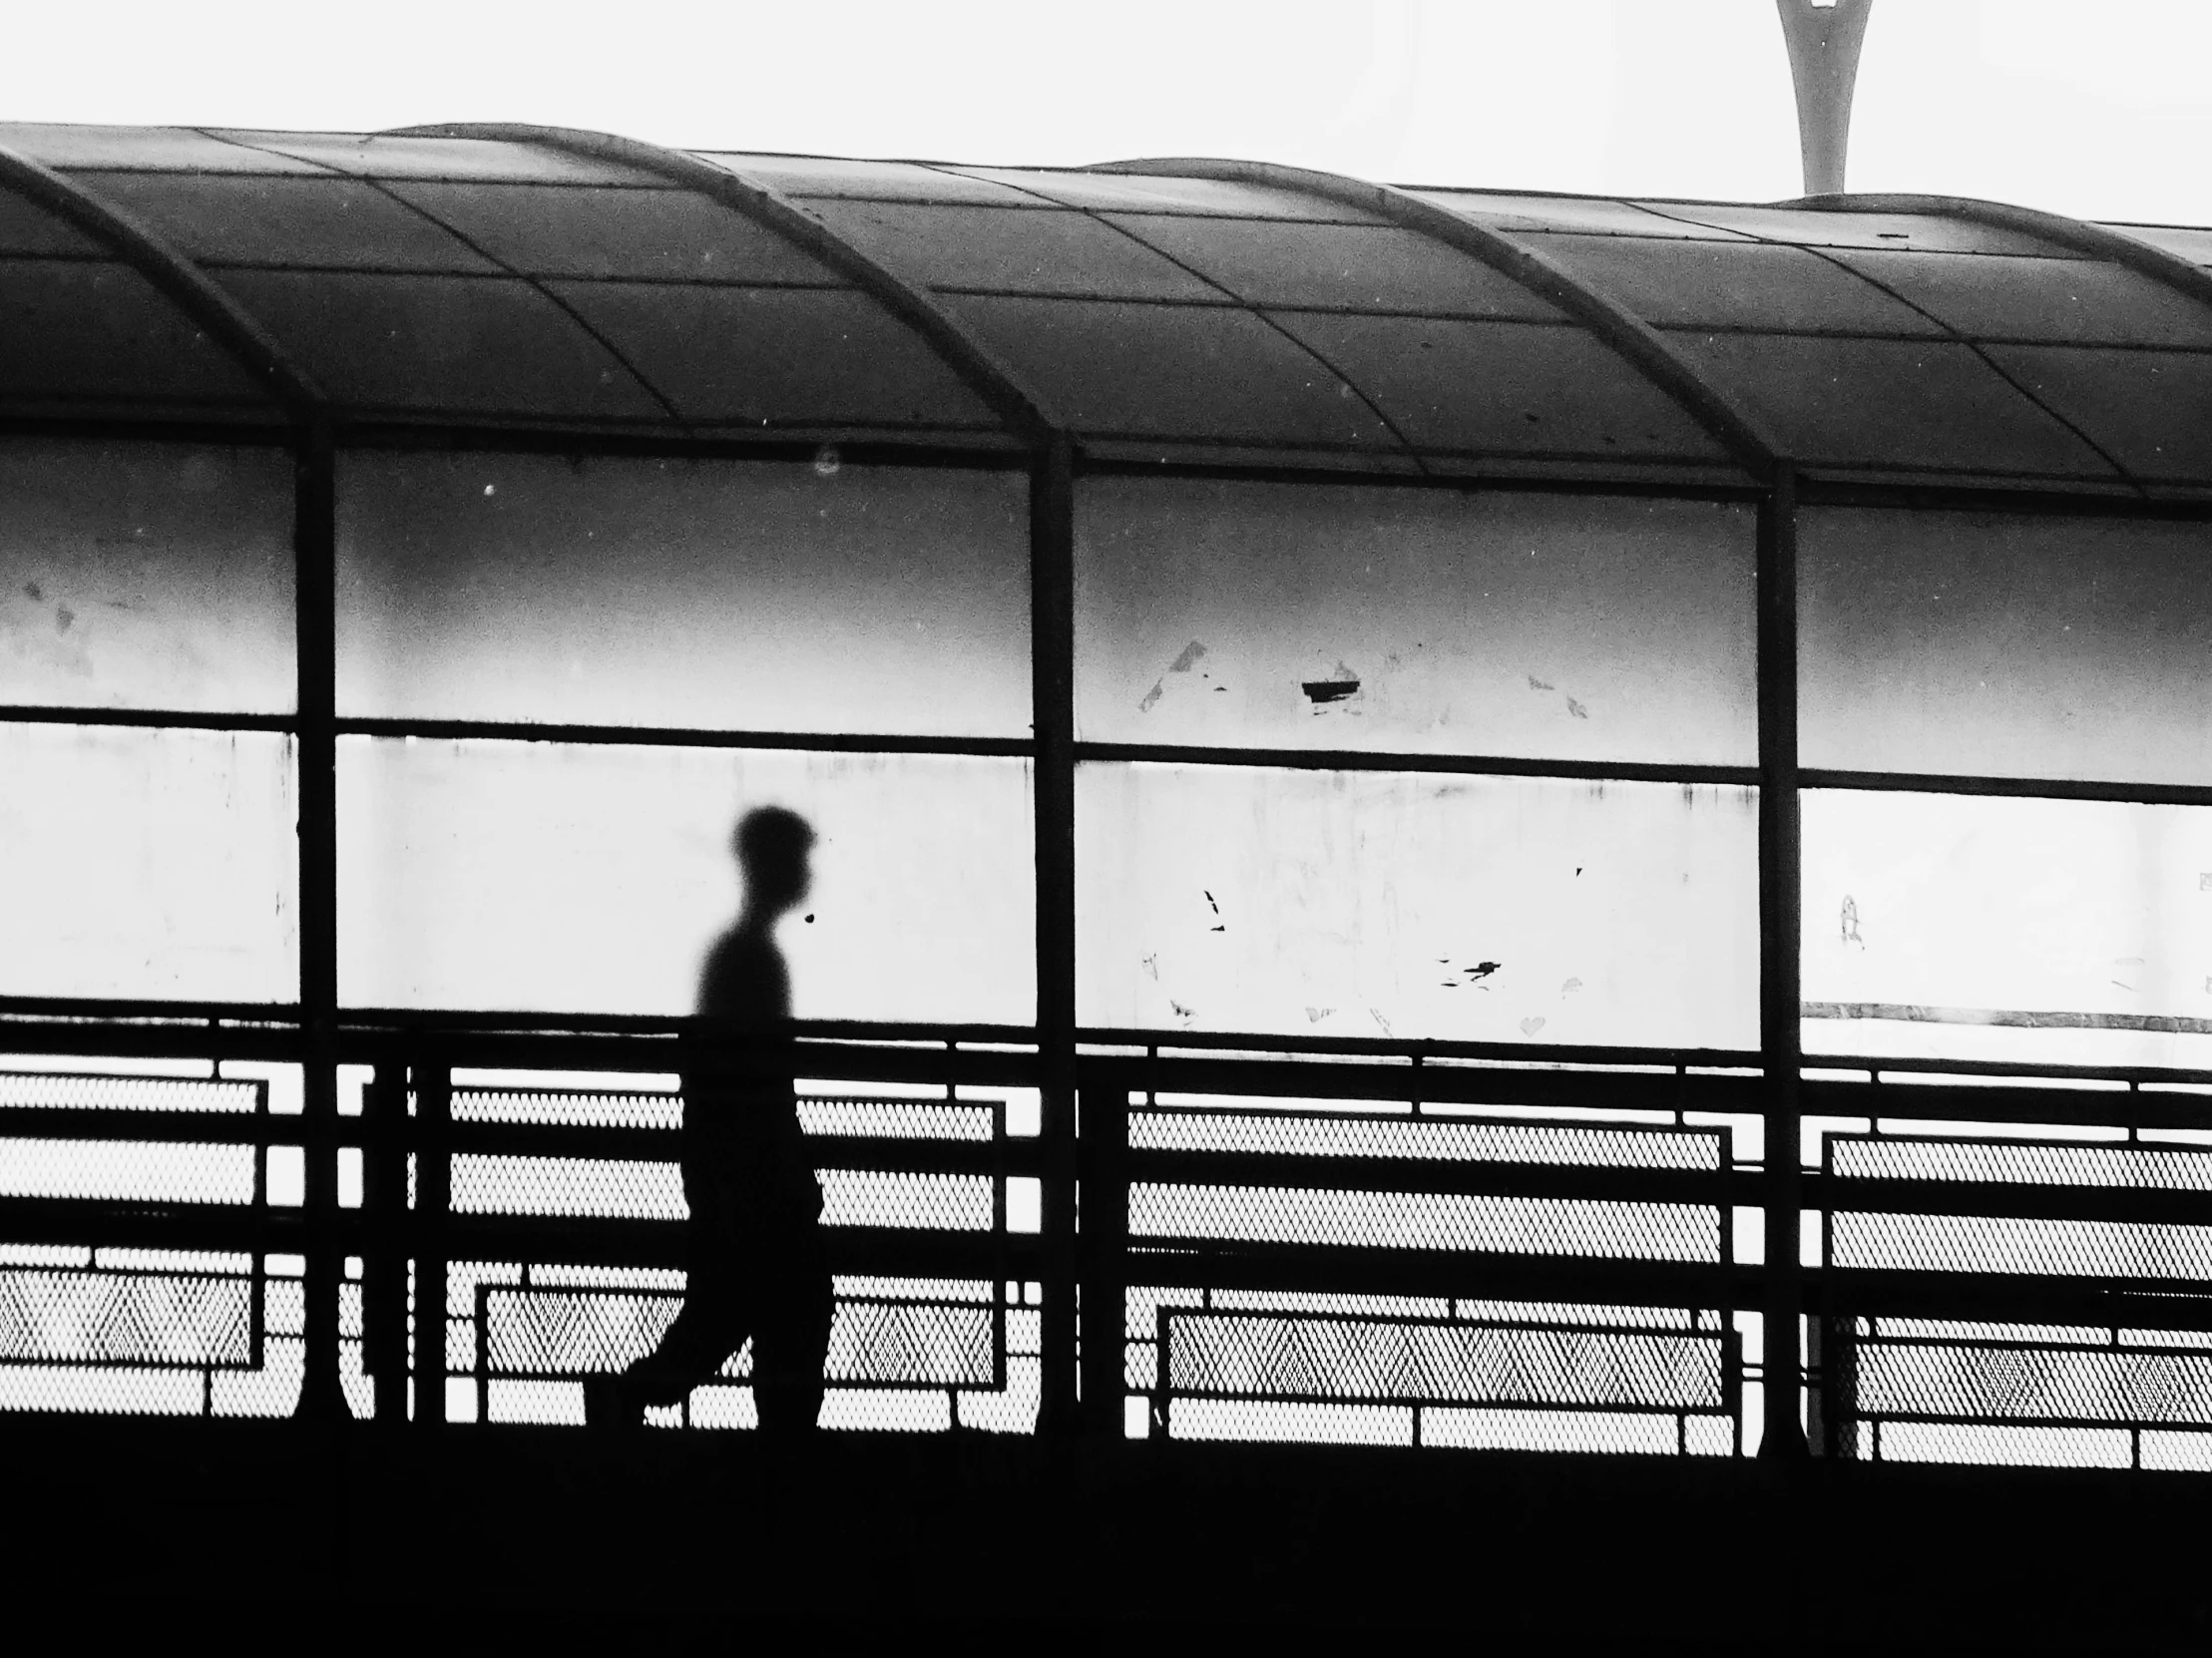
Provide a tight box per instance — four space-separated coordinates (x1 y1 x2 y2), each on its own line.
0 1075 255 1113
800 1099 993 1140
1130 1110 1720 1169
1834 1136 2212 1189
485 1289 682 1375
1833 1213 2212 1280
1130 1183 1718 1260
1856 1340 2212 1425
1163 1312 1722 1409
0 1140 254 1204
821 1170 993 1230
453 1088 681 1130
449 1154 683 1219
0 1268 251 1365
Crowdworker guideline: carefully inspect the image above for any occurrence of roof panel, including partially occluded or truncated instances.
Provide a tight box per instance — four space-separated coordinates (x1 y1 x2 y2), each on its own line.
1669 332 2119 481
797 199 1217 299
0 190 105 257
1983 346 2212 485
76 172 497 273
696 153 1044 206
942 294 1401 449
1104 216 1563 319
0 258 273 413
955 169 1388 221
1271 313 1730 464
1408 192 1752 239
1829 248 2212 348
1653 205 2066 255
387 182 839 284
0 123 322 174
210 269 664 421
211 132 652 186
2108 223 2212 270
548 281 1002 432
1515 233 1940 335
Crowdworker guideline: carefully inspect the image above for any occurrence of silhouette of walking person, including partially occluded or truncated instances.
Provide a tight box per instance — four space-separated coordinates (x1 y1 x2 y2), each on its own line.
587 807 834 1437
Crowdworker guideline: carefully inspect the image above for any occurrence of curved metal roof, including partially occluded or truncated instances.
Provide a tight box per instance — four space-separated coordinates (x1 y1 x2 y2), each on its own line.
3 121 2210 496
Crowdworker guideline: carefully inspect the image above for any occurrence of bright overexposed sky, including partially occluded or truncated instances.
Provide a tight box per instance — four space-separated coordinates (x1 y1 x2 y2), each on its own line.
5 0 2209 224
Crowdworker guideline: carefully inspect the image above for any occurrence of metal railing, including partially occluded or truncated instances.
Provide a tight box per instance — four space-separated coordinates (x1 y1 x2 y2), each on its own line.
5 1021 2212 1470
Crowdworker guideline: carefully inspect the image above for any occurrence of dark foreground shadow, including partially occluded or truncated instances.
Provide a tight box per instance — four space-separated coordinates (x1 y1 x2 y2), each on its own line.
588 807 832 1437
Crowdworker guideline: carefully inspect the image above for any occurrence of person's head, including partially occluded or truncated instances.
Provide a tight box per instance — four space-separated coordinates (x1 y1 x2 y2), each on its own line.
734 806 814 919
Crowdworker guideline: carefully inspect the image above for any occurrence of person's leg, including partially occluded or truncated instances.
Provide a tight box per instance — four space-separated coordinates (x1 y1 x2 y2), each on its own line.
587 1161 748 1427
752 1238 833 1440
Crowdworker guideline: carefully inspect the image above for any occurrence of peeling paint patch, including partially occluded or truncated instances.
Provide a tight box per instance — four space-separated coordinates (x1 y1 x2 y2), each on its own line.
1561 978 1582 996
1167 639 1207 674
1305 1007 1332 1024
1303 664 1361 705
1520 1017 1547 1036
1137 679 1164 713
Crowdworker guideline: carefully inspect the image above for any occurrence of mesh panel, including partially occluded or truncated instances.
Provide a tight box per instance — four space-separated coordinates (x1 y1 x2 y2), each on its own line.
97 1249 251 1274
452 1089 680 1130
0 1075 255 1113
1210 1290 1449 1318
800 1099 993 1140
1457 1300 1698 1329
821 1390 952 1433
0 1140 255 1204
1835 1137 2212 1189
485 1289 680 1375
0 1365 205 1415
1169 1399 1413 1445
822 1170 992 1230
1877 1422 2132 1468
448 1154 684 1219
1165 1313 1722 1409
1130 1184 1718 1261
1127 1284 1204 1341
487 1379 586 1425
210 1334 301 1417
1857 1341 2212 1425
1875 1319 2107 1345
2140 1430 2212 1471
1130 1110 1719 1169
838 1275 992 1303
483 1281 997 1388
1424 1407 1683 1454
826 1301 993 1386
958 1354 1040 1434
1834 1213 2212 1280
0 1269 250 1365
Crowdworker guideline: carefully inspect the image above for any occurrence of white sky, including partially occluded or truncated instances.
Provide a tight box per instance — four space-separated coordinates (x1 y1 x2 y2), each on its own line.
4 0 2208 225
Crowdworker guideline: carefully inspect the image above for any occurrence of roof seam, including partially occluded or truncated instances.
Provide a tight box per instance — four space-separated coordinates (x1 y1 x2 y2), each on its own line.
1096 160 1780 481
0 142 324 423
907 161 1428 473
383 124 1064 449
197 128 685 428
1634 200 2141 494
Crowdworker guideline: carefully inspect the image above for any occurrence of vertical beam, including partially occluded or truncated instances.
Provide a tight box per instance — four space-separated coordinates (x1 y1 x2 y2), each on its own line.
1031 436 1081 1438
1776 0 1875 198
295 419 346 1423
1757 465 1807 1458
